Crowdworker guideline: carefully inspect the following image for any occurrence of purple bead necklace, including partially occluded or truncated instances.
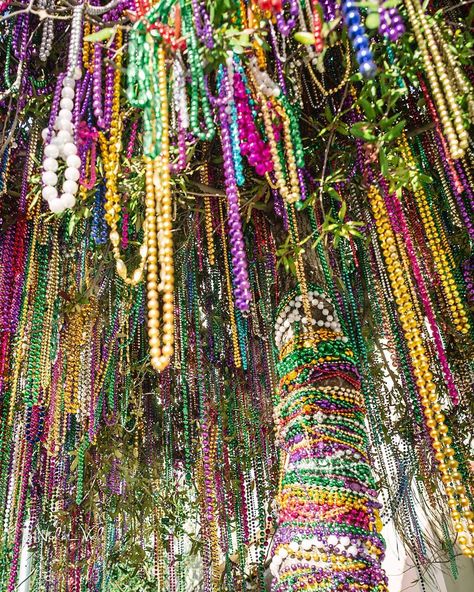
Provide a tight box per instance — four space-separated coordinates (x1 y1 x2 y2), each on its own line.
217 68 251 312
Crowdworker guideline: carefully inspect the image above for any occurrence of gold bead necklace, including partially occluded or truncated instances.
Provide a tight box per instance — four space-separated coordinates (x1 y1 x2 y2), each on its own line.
218 198 242 368
369 184 473 555
404 0 469 159
306 39 351 98
399 133 469 333
200 159 215 266
144 44 174 373
99 28 148 286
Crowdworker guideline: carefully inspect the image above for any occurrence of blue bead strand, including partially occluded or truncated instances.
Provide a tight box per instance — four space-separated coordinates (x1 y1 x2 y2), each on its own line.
341 0 377 78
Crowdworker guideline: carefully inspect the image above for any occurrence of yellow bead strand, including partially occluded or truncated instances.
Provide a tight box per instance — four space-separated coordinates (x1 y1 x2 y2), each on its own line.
200 161 215 265
145 44 174 373
99 28 148 286
82 22 93 73
404 0 469 159
218 198 242 368
255 82 292 201
369 184 473 556
399 134 470 333
274 101 301 204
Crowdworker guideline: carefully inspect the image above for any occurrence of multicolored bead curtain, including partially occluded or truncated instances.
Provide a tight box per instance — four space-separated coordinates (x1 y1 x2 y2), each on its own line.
0 0 473 591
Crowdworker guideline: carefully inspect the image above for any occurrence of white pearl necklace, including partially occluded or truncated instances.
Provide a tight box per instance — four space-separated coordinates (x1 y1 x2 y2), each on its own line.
173 55 189 129
274 290 346 349
297 0 319 65
225 51 235 116
38 0 54 62
249 57 281 97
41 4 84 214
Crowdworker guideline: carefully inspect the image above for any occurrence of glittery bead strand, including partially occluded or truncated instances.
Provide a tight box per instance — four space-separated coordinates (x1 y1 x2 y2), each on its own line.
378 4 405 42
143 44 175 373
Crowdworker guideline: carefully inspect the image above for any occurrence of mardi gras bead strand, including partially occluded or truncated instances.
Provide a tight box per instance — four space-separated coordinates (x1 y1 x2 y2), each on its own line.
41 3 84 213
0 14 28 102
368 185 474 556
415 96 471 233
340 0 377 78
378 3 405 42
398 133 470 334
256 87 295 205
404 0 469 159
218 64 251 312
199 153 216 265
380 179 461 406
218 199 243 368
39 0 54 62
6 214 38 424
127 26 163 156
39 221 60 393
311 0 324 53
181 3 215 141
99 28 148 286
6 436 33 592
432 149 466 231
431 21 474 122
305 39 352 98
145 44 174 373
274 102 301 204
285 205 314 324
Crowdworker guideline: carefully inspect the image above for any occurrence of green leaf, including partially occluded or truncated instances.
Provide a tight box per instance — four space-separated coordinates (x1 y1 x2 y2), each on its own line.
84 27 116 43
335 122 349 135
70 455 79 473
327 187 341 201
324 103 333 123
68 214 77 236
418 173 433 184
379 146 389 177
294 31 316 45
356 1 379 8
350 122 377 141
358 97 376 121
338 201 347 221
379 113 400 131
384 119 406 141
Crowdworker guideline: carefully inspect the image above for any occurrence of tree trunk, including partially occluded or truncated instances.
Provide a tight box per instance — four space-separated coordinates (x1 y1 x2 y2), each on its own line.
268 286 388 591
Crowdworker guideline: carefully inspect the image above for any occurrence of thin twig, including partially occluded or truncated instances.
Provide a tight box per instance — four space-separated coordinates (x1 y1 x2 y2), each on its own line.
0 21 42 159
0 2 72 23
441 0 474 13
317 83 349 217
